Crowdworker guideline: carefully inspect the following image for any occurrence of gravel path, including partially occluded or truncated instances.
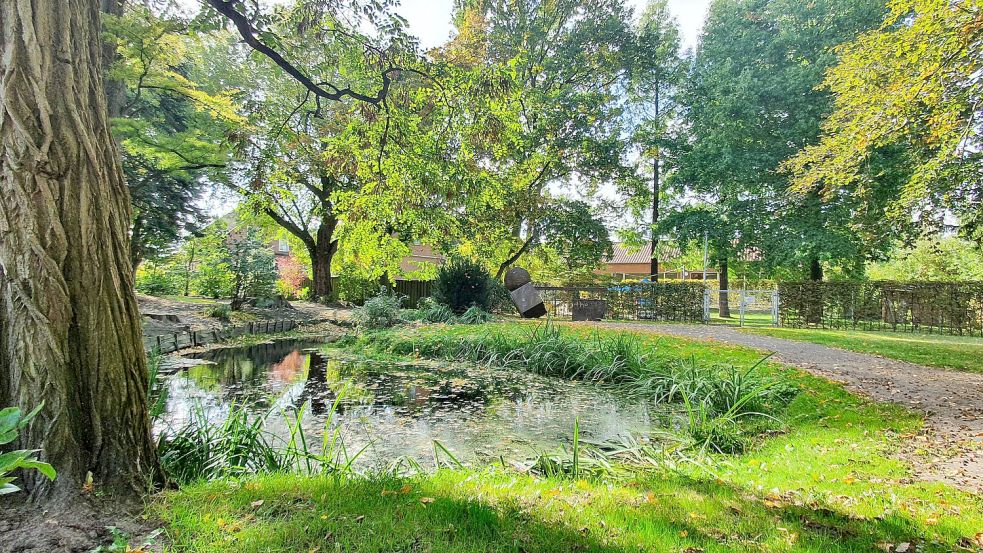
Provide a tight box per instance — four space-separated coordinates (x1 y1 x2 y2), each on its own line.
586 322 983 493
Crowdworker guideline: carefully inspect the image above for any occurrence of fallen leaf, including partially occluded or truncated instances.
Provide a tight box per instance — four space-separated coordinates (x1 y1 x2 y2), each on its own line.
895 543 910 553
679 530 689 538
251 500 264 508
975 533 983 548
354 515 365 524
420 497 435 505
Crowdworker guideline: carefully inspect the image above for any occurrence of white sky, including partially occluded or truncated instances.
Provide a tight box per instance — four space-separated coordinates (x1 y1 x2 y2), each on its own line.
398 0 711 50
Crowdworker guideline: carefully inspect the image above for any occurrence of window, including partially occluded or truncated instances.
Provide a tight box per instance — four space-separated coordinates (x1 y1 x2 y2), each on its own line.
277 239 289 253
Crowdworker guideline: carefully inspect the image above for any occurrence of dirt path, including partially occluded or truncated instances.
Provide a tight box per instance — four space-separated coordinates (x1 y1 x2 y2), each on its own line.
587 322 983 493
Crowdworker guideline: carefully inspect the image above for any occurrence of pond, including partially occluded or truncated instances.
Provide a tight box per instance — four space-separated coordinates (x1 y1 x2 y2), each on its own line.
158 338 656 469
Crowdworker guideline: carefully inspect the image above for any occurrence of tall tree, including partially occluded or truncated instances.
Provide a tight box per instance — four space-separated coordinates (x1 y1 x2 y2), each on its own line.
785 0 983 246
674 0 895 282
628 0 683 280
0 0 159 497
104 6 242 268
440 0 636 279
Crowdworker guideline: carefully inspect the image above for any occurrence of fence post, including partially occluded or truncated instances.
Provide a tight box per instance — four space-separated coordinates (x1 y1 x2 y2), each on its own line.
739 290 746 327
772 290 780 327
703 288 710 324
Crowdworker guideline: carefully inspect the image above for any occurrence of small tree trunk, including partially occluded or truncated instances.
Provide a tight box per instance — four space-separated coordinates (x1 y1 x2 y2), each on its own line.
0 0 160 498
810 258 823 281
718 258 731 318
649 83 660 282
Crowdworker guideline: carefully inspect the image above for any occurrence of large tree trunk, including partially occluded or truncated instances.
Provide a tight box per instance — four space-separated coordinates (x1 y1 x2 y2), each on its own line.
0 0 160 498
718 258 731 319
649 83 660 282
309 216 338 300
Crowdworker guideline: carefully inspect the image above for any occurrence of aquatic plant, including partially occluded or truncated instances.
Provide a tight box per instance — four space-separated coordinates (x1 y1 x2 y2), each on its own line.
157 388 365 484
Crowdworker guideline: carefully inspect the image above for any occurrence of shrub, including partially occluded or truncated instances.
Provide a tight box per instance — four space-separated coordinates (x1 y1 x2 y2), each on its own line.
203 305 231 321
433 257 492 313
353 287 405 329
335 272 380 305
0 404 56 495
135 263 181 296
487 278 513 314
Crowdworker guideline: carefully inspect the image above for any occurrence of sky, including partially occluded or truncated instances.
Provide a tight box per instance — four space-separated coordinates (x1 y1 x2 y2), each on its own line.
397 0 711 50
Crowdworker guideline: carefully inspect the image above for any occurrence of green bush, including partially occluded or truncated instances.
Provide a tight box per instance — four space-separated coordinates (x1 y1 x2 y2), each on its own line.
433 257 492 313
135 263 181 296
203 305 231 321
335 273 380 305
353 287 405 329
0 404 56 495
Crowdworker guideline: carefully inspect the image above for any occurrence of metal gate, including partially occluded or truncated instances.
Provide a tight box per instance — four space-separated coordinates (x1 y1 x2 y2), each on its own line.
703 289 779 327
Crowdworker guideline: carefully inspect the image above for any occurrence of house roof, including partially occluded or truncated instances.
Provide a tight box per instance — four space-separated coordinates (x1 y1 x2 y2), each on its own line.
606 243 683 265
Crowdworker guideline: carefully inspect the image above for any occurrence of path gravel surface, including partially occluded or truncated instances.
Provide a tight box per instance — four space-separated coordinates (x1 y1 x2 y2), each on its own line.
584 322 983 493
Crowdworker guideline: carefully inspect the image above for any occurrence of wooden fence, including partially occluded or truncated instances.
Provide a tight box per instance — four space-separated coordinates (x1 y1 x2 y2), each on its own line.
142 319 301 354
395 280 433 308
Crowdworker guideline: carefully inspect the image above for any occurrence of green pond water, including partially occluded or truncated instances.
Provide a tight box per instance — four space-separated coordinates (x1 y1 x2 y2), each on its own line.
159 338 656 469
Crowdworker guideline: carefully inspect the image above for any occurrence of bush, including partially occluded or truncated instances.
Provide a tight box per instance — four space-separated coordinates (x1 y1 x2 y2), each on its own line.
433 257 492 313
353 287 405 329
203 305 231 321
335 273 380 305
487 278 513 314
135 263 181 296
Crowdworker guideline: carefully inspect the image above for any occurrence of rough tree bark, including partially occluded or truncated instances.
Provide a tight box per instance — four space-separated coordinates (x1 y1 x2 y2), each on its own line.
0 0 161 498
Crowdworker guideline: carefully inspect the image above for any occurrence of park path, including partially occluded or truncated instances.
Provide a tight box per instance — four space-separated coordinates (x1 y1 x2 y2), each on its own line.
581 322 983 493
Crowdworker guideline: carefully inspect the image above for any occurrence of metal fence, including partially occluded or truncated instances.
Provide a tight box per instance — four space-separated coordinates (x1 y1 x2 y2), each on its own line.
778 281 983 336
703 289 779 327
536 283 707 323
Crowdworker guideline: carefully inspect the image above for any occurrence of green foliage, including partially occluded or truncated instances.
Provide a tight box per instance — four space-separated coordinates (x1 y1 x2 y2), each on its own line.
203 305 231 321
135 262 182 296
0 404 57 495
786 0 983 244
353 287 406 329
433 257 492 314
674 0 900 278
227 229 279 310
867 237 983 282
104 5 241 266
147 350 169 422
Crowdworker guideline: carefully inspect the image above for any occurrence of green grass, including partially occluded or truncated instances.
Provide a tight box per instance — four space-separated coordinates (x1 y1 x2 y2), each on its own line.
154 323 983 552
741 327 983 373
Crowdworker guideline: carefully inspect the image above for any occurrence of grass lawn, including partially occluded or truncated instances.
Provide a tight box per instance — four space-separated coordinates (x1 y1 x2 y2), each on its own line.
154 323 983 552
740 327 983 373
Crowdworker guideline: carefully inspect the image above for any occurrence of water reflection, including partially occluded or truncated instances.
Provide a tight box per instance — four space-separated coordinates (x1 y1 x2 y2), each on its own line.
160 339 654 468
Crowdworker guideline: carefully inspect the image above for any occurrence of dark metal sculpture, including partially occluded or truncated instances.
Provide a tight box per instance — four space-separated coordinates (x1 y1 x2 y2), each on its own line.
504 268 547 318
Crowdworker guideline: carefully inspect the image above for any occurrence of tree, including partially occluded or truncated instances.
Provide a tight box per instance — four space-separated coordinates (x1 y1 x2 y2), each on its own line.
627 0 684 280
672 0 896 282
439 0 636 279
785 0 983 246
226 229 279 310
0 0 159 497
104 6 242 268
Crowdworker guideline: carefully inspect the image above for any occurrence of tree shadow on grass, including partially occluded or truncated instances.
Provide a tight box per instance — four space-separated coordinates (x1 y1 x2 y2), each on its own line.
159 473 973 553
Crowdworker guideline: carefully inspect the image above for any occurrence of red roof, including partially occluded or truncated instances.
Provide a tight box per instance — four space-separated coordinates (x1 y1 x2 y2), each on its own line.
606 243 683 265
